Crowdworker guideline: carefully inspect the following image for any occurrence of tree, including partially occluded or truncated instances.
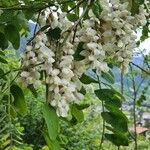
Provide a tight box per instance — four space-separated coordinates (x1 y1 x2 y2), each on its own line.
0 0 150 149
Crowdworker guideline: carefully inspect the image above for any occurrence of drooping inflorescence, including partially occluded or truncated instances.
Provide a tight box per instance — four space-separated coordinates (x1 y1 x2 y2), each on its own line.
20 0 149 117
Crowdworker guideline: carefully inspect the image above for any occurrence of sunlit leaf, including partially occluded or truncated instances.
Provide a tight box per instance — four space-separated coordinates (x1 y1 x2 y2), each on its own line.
43 104 59 141
10 84 27 116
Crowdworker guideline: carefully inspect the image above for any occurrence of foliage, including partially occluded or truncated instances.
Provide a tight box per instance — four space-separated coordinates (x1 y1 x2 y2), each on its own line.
0 0 150 150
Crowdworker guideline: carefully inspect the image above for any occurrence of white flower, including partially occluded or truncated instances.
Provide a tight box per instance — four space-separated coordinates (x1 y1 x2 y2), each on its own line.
20 71 30 78
51 69 60 76
118 40 124 48
26 45 33 51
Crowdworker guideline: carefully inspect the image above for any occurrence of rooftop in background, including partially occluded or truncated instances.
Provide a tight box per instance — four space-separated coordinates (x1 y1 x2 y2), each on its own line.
130 127 148 134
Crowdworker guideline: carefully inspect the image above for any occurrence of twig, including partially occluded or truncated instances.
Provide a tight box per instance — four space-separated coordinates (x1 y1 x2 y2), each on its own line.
96 74 105 150
67 0 86 13
61 0 91 46
130 62 150 75
0 62 44 80
27 25 50 45
33 11 41 36
130 64 138 150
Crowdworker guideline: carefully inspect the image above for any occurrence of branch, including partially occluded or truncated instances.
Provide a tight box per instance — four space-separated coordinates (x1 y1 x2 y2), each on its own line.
33 11 41 36
27 25 50 45
67 0 86 13
130 62 150 75
0 62 44 80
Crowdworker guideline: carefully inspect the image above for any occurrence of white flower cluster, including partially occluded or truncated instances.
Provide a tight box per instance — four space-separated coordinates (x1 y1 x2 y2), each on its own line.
21 1 149 116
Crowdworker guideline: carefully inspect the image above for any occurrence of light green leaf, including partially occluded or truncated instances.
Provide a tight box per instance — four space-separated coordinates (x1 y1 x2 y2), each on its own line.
43 130 61 150
71 104 84 123
10 84 27 116
92 0 102 18
101 70 115 84
42 104 59 141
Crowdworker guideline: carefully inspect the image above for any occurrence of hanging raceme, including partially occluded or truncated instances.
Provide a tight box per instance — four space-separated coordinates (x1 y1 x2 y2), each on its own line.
20 0 149 117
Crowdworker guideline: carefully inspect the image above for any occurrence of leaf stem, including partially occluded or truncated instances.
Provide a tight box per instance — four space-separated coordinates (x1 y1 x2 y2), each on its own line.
96 74 105 150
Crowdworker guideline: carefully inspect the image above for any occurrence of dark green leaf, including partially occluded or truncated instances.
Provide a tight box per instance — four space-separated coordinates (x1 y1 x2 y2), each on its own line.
105 105 128 122
140 25 149 42
80 73 98 84
105 133 129 146
67 13 78 22
43 104 59 141
47 27 61 41
92 0 102 18
131 0 144 15
73 42 85 61
0 32 8 50
79 86 86 95
0 56 7 64
5 24 20 49
61 3 68 12
95 89 122 108
10 84 27 116
73 103 90 110
101 111 128 132
0 51 5 56
27 84 38 98
0 68 7 80
137 94 146 106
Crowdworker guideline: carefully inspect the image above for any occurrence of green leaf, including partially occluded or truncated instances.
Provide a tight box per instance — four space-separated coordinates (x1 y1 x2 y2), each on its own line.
105 105 128 122
10 84 27 116
27 84 38 98
0 56 7 64
42 104 59 141
5 24 20 49
47 27 61 41
80 73 98 84
101 70 114 84
101 111 128 133
131 0 144 15
73 103 90 110
92 0 102 18
105 133 129 146
0 68 7 80
95 89 122 108
79 86 86 95
71 104 84 123
43 130 61 150
61 3 68 12
67 13 79 22
140 25 149 42
0 32 8 50
137 94 146 106
73 42 85 61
